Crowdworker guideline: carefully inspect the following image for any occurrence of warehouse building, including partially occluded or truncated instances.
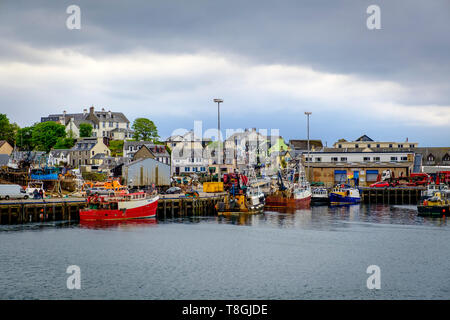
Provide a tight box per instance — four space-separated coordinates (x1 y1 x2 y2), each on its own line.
123 157 170 188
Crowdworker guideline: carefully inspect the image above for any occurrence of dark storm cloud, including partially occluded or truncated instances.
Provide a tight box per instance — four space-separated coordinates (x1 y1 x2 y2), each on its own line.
2 0 450 84
0 0 449 145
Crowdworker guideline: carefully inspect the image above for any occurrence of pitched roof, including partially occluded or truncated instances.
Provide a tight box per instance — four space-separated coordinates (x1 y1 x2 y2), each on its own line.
415 147 450 162
289 140 323 150
49 149 71 157
47 108 130 126
355 135 374 142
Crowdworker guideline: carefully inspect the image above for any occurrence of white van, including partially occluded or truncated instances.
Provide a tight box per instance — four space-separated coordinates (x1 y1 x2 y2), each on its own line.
0 184 29 200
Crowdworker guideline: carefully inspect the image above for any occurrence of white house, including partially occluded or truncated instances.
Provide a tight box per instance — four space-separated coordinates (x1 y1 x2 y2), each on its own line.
41 106 133 140
166 131 211 175
48 149 71 167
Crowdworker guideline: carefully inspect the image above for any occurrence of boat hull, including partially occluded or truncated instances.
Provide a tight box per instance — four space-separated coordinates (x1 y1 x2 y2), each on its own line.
417 205 449 217
265 194 311 209
217 203 265 216
311 196 330 205
329 192 360 204
80 197 158 221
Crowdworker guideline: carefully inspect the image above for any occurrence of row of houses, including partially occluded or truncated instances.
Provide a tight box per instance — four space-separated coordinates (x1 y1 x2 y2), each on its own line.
4 104 449 188
163 132 450 187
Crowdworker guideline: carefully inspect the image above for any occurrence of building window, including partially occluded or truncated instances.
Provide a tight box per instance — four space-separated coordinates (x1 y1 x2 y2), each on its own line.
376 144 380 148
340 157 347 162
409 144 414 148
367 144 371 148
109 121 113 127
427 154 435 161
398 144 403 148
389 144 393 148
363 157 370 161
193 167 198 172
355 144 359 148
373 157 380 161
401 156 407 161
366 170 379 182
391 157 398 162
331 157 338 162
315 157 321 162
185 167 190 172
443 154 450 162
102 122 106 128
338 144 342 148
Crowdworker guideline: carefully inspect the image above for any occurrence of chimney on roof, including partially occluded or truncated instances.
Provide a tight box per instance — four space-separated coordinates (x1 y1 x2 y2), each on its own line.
89 106 94 114
102 108 105 112
108 110 112 117
83 108 87 115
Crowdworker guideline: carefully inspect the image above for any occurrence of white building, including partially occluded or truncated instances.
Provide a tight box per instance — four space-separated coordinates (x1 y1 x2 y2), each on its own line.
166 131 211 175
41 106 133 140
304 150 414 164
48 149 71 167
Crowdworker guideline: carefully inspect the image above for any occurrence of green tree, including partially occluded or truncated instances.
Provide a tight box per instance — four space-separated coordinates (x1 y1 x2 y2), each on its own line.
0 114 19 145
32 122 66 152
15 126 35 150
79 123 93 137
53 137 76 149
132 118 159 142
109 140 124 157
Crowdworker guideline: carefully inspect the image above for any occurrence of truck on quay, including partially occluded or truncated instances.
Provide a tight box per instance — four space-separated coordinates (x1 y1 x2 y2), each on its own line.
0 184 29 200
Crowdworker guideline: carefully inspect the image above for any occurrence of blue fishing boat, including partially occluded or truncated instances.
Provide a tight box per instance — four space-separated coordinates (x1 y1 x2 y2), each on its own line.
329 184 361 204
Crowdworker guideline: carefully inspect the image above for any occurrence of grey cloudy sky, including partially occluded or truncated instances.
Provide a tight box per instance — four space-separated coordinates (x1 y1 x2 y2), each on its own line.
0 0 449 146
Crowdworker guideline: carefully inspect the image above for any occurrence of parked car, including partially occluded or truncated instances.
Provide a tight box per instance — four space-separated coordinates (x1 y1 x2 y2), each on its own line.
369 181 390 188
0 184 29 200
165 187 182 194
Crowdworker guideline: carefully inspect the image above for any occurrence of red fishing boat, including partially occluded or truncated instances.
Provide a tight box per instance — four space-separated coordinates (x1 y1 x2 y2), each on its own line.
79 192 159 221
265 168 311 210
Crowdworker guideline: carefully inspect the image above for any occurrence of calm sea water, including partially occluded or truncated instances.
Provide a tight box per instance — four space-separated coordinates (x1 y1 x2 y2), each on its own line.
1 204 449 300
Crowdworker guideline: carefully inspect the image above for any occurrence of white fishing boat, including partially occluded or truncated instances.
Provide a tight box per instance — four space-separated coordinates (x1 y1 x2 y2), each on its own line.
311 187 329 205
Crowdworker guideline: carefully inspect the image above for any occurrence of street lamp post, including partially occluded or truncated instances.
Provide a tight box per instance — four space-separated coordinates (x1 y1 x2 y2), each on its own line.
214 98 223 182
305 112 312 181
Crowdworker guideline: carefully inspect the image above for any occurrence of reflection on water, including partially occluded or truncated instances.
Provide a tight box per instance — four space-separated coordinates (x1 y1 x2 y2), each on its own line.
1 204 449 300
212 204 448 229
79 218 157 230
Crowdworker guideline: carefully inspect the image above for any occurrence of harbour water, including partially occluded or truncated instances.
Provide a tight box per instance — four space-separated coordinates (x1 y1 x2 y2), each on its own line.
1 204 449 300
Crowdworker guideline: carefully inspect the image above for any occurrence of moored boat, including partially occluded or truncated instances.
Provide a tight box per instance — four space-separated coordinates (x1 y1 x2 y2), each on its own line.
421 183 450 200
216 171 265 216
311 187 329 205
216 192 265 216
329 184 361 205
79 192 159 221
265 166 311 209
417 192 450 217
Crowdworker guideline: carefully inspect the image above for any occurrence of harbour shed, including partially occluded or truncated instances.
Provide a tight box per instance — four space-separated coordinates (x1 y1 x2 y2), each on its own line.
123 157 170 187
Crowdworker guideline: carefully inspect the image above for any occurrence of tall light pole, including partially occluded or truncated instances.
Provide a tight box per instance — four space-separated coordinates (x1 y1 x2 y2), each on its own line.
305 112 312 181
214 98 223 182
